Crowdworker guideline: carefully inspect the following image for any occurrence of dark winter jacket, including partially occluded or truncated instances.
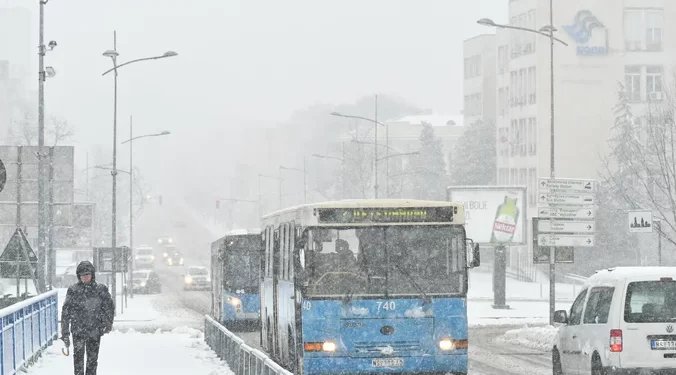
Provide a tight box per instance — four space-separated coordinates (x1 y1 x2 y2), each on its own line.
61 261 115 339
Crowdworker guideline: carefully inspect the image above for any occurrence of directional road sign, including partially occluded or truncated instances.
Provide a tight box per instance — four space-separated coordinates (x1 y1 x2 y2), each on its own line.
537 234 595 247
538 207 594 219
539 178 595 192
628 210 653 233
538 193 595 206
538 220 595 233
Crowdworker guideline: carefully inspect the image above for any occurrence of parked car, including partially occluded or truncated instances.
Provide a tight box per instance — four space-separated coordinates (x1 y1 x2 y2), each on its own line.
130 269 162 294
134 246 155 269
166 250 184 266
183 266 210 291
553 266 676 375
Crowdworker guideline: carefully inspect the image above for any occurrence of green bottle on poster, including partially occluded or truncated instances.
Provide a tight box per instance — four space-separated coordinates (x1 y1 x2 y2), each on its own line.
491 193 520 244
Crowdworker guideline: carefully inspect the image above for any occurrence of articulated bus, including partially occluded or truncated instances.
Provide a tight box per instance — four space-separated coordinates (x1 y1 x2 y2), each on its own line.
210 229 264 330
260 199 480 375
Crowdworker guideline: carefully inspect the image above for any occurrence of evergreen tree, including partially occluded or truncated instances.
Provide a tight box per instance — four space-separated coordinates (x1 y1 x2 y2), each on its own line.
408 122 447 200
449 119 496 186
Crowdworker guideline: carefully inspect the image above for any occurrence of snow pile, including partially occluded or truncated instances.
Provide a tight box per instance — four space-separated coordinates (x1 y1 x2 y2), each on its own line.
26 327 234 375
468 300 572 327
497 325 559 351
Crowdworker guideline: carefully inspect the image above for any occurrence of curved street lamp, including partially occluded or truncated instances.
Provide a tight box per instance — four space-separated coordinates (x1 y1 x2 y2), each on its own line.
101 31 177 313
478 6 569 325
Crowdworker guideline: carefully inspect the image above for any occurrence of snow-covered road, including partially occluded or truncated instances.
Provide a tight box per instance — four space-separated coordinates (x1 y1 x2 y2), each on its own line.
469 325 552 374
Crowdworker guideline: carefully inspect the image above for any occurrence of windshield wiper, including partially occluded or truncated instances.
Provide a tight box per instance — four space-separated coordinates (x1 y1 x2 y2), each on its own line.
391 263 431 304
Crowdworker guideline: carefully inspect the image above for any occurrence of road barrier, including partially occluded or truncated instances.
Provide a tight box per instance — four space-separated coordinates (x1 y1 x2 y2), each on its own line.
0 290 59 375
205 315 293 375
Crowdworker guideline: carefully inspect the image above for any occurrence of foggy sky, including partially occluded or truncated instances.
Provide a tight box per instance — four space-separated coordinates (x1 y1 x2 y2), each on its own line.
12 0 507 197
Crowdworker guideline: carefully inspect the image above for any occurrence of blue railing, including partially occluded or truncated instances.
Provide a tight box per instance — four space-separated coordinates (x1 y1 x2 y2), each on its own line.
0 290 58 375
205 315 293 375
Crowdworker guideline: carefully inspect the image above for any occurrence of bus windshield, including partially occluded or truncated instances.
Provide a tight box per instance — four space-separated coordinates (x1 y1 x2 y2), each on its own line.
223 236 262 290
304 226 466 298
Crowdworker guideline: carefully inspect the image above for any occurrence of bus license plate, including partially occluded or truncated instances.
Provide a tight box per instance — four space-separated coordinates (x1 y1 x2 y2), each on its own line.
372 358 404 368
652 340 676 350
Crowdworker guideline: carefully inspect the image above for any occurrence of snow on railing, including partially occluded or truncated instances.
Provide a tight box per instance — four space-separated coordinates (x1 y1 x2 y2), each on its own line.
0 290 59 375
205 315 294 375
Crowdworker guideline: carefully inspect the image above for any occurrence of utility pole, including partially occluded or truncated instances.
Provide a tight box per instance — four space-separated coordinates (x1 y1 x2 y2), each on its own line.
548 0 556 326
129 115 134 298
110 31 119 314
374 94 379 199
303 157 307 204
36 0 47 293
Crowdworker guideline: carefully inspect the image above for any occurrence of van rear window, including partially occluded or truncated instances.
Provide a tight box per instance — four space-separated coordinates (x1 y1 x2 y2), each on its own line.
624 281 676 323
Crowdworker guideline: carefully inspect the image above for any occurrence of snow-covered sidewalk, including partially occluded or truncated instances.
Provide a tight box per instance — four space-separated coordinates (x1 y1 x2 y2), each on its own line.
26 327 233 374
496 324 559 351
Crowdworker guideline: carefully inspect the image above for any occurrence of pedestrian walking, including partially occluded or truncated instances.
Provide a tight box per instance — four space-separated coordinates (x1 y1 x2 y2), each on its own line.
60 260 115 375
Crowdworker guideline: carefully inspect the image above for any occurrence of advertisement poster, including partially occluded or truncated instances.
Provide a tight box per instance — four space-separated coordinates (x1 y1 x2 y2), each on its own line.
447 186 526 245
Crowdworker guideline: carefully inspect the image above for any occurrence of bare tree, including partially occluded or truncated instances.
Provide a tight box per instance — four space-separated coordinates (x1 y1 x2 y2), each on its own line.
602 82 676 246
8 105 74 146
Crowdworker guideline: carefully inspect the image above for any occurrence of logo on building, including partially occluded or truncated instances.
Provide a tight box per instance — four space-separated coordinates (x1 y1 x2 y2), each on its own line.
563 10 608 56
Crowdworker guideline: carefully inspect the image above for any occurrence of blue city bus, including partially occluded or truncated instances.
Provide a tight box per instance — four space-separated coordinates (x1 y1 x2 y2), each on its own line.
210 229 263 330
260 200 480 375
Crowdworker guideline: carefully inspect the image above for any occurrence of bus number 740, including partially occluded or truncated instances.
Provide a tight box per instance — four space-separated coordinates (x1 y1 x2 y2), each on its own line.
376 301 396 312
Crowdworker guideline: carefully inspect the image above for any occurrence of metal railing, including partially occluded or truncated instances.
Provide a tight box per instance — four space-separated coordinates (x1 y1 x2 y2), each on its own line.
0 290 59 375
204 315 293 375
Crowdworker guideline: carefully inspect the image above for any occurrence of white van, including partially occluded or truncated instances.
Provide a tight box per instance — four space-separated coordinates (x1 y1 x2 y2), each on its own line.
134 246 156 269
553 266 676 374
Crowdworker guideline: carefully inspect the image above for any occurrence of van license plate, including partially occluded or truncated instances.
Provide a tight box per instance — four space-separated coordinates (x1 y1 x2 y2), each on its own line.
372 358 404 368
651 340 676 350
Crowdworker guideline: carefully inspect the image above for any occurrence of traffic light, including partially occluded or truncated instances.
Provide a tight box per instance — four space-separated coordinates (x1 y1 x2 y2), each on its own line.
215 198 220 209
158 195 163 205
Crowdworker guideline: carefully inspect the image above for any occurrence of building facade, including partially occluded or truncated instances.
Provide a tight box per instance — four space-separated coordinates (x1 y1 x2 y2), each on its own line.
463 34 497 127
465 0 673 279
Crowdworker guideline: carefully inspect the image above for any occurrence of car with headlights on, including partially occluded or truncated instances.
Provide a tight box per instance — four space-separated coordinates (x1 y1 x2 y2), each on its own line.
183 266 210 291
134 245 155 269
130 269 161 294
166 250 184 266
157 235 173 246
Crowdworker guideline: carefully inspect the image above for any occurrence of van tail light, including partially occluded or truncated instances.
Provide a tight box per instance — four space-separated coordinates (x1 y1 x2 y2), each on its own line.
610 329 623 352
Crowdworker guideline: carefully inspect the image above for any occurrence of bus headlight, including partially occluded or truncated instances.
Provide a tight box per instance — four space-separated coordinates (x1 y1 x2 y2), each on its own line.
322 342 337 352
439 339 455 351
184 276 192 284
151 255 155 261
439 338 467 351
227 297 241 307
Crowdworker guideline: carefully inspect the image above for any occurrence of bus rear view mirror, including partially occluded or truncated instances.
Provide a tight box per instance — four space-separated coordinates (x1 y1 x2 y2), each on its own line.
470 244 480 268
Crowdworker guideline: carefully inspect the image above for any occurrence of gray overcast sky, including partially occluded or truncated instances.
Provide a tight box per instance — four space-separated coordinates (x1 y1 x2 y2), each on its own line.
14 0 507 194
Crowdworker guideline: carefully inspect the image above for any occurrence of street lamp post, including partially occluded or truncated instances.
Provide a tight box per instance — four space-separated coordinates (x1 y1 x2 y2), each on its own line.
330 96 388 199
478 1 568 324
280 158 307 205
312 147 347 198
120 117 170 298
102 31 177 314
37 0 58 292
258 173 283 212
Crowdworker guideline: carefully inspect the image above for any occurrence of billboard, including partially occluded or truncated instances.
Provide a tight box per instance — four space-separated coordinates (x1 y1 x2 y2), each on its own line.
447 186 527 245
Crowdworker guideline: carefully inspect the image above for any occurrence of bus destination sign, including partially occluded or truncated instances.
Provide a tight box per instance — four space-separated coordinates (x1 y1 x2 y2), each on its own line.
316 206 456 224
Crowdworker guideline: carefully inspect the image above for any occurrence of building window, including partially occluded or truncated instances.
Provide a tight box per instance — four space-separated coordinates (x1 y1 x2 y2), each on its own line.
527 117 537 155
624 66 641 101
518 69 526 105
646 65 663 101
624 8 663 52
519 168 527 188
498 45 508 74
519 118 527 156
510 71 517 106
464 55 482 78
510 168 517 185
510 120 518 156
498 127 509 156
527 67 536 104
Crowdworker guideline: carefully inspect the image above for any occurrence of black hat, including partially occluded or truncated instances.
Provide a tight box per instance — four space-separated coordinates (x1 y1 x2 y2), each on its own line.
76 261 96 280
